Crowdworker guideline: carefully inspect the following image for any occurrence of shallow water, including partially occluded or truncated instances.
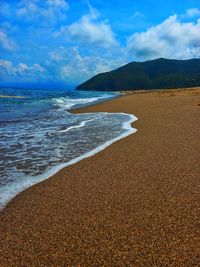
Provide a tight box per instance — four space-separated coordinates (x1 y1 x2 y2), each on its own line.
0 87 137 209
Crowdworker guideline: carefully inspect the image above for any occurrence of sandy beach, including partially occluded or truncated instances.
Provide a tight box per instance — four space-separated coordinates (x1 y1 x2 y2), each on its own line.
0 88 200 266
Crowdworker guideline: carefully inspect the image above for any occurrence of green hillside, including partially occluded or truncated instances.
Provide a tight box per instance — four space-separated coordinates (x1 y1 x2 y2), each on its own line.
76 58 200 91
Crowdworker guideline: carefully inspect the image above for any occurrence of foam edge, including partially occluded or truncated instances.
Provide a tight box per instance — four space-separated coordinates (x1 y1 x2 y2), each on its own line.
0 113 137 210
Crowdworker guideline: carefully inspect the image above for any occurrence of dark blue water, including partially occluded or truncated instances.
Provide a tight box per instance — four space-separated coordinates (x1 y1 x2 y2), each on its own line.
0 87 115 121
0 87 137 208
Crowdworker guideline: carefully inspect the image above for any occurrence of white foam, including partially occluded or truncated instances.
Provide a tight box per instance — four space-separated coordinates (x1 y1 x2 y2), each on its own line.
52 95 111 110
0 113 137 210
58 114 105 133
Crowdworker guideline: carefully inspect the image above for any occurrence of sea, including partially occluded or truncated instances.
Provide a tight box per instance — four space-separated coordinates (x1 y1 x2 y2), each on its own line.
0 87 137 209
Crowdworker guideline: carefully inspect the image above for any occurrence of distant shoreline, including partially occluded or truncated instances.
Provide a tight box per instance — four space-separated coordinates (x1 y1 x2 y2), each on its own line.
118 86 200 95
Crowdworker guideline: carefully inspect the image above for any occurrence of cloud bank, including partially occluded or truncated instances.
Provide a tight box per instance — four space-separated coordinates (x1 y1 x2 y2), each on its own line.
0 60 47 81
56 5 117 48
127 15 200 61
16 0 69 22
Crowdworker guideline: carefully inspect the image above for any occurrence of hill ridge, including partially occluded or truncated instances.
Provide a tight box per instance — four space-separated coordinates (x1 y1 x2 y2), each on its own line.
76 58 200 91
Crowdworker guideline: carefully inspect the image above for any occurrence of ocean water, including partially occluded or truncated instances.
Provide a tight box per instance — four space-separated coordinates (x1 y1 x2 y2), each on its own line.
0 87 137 209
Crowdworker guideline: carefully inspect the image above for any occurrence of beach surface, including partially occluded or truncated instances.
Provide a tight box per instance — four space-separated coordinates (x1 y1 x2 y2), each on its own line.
0 88 200 266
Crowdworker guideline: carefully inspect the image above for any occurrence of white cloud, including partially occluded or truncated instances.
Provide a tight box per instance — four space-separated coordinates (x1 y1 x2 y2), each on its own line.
61 54 122 82
56 4 117 48
17 63 29 73
49 48 67 62
17 1 38 16
127 15 200 61
48 47 124 82
16 0 68 21
47 0 68 9
0 30 17 51
131 11 144 19
183 8 200 18
87 1 99 20
0 60 47 81
32 63 46 72
67 15 117 48
0 60 14 76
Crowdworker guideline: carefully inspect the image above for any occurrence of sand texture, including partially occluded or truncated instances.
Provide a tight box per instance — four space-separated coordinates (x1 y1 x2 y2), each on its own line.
0 89 200 266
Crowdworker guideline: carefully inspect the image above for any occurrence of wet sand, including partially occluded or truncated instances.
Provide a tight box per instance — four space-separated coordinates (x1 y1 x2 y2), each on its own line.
0 88 200 266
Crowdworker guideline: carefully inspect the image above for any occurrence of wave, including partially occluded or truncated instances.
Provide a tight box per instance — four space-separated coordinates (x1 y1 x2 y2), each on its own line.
51 94 115 110
0 113 137 209
58 114 105 133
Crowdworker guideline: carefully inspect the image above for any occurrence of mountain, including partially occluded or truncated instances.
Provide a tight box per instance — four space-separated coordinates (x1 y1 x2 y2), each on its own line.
76 58 200 91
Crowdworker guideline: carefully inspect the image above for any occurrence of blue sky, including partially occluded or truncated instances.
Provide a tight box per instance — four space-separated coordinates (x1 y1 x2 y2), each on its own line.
0 0 200 86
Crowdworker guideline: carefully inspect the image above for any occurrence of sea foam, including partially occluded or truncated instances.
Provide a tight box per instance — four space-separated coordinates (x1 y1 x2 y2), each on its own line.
0 113 137 209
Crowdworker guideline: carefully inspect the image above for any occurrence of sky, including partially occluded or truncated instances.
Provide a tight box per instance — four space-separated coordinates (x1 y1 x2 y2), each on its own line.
0 0 200 86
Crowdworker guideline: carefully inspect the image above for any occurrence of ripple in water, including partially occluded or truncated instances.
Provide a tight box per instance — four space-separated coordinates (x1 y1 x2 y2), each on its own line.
0 88 137 208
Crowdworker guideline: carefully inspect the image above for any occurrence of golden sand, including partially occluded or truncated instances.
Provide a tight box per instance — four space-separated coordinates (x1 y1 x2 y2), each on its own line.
0 88 200 266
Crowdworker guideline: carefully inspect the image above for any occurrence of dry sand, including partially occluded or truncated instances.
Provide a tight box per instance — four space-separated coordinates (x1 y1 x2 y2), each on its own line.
0 88 200 266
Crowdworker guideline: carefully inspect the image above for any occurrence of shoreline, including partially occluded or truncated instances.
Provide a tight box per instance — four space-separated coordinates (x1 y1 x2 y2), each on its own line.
0 108 137 210
1 88 200 266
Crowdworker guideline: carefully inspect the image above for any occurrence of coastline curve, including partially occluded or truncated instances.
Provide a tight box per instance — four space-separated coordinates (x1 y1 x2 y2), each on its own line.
0 112 137 210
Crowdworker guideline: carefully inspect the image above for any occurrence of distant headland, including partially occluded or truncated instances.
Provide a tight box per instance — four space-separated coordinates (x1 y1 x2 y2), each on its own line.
76 58 200 91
